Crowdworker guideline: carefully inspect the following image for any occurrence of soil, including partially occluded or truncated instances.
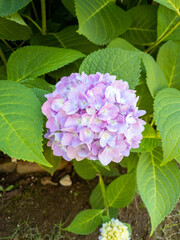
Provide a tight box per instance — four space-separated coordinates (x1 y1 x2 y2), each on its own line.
0 165 180 240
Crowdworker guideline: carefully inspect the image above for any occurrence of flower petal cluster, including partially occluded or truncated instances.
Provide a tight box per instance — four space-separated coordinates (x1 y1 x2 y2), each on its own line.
99 218 131 240
42 72 146 165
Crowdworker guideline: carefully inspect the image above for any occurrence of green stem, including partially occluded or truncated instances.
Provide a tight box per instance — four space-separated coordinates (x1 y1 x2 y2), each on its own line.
145 20 180 53
0 47 7 66
137 0 142 6
31 0 39 21
99 174 109 217
22 14 42 33
1 39 13 52
41 0 47 35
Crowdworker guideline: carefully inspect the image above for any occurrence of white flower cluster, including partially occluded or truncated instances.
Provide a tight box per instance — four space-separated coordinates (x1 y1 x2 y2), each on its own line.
99 218 131 240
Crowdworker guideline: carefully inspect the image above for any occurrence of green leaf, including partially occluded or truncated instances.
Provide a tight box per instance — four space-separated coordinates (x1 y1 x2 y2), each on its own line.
0 13 32 40
135 83 153 115
64 209 103 235
0 0 31 16
7 46 85 82
5 185 14 192
106 173 136 208
0 186 4 192
75 0 131 45
154 0 180 14
0 80 51 167
154 88 180 164
108 37 138 51
157 40 180 90
62 0 76 16
89 183 105 209
80 48 142 89
132 124 159 152
157 5 180 41
137 147 180 235
121 5 157 45
73 159 98 180
30 25 98 55
41 145 62 175
20 78 54 92
142 53 168 97
120 152 139 173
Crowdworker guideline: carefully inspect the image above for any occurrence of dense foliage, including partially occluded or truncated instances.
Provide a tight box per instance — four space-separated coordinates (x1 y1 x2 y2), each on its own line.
0 0 180 237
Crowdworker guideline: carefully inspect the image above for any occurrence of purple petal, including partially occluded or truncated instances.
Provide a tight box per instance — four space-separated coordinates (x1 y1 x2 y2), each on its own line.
98 104 119 121
79 127 94 144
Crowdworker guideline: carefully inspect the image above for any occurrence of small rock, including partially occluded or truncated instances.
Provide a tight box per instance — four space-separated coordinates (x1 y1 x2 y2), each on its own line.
59 175 72 187
41 177 58 186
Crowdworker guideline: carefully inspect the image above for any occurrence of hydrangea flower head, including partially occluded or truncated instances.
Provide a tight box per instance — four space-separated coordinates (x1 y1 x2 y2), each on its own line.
42 72 146 165
99 218 131 240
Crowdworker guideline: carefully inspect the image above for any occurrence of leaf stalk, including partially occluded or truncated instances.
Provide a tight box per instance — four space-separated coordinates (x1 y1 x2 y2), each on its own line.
0 47 7 66
41 0 47 35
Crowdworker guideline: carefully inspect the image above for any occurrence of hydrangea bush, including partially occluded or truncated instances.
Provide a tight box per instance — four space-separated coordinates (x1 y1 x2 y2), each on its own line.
42 72 145 165
0 0 180 238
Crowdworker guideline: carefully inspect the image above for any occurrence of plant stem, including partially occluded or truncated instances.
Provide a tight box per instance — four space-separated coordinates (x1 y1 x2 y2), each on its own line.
145 20 180 53
0 47 7 66
22 14 42 33
99 174 109 217
1 39 13 52
137 0 142 6
31 0 39 21
41 0 47 35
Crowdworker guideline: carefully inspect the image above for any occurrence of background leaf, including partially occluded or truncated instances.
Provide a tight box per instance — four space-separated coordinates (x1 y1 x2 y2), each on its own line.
89 183 105 209
120 152 139 173
108 37 138 51
30 25 98 54
7 46 85 82
135 83 153 115
157 40 180 90
0 13 32 40
121 5 157 45
137 147 180 235
154 0 180 13
132 124 159 152
19 78 54 92
62 0 76 16
154 88 180 164
106 172 136 208
75 0 131 45
142 53 168 97
73 159 99 180
41 145 62 175
80 48 142 89
0 0 31 17
0 80 50 167
65 209 103 235
157 5 180 41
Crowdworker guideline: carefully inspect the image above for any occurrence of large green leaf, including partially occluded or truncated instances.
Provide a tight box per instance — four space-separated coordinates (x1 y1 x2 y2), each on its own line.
132 124 159 153
0 81 51 167
157 40 180 90
30 25 98 54
0 13 32 40
137 147 180 235
106 173 136 208
75 0 131 45
80 48 142 89
157 5 180 41
7 46 85 82
122 5 157 45
0 0 31 17
154 0 180 14
65 209 103 235
154 88 180 164
142 53 168 97
108 37 138 51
